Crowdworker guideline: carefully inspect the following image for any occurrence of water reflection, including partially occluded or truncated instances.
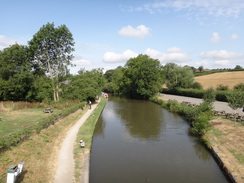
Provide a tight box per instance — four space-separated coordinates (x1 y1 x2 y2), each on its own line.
114 98 163 139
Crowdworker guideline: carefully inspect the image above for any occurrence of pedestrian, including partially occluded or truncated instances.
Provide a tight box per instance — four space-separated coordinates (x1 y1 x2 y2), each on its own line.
89 100 92 109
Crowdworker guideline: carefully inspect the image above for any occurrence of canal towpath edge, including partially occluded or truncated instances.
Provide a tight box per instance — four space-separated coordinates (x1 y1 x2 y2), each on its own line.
53 100 100 183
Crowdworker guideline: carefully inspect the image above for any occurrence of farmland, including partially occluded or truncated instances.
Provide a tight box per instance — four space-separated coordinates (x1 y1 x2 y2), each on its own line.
195 71 244 89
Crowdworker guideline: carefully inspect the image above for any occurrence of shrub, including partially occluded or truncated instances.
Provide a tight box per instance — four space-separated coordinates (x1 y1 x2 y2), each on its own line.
216 84 229 91
233 83 244 91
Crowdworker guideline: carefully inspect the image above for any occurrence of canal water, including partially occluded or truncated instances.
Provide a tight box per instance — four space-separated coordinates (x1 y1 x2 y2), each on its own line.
89 97 229 183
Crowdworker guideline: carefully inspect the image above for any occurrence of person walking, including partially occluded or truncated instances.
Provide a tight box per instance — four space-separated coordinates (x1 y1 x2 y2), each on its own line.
88 100 92 109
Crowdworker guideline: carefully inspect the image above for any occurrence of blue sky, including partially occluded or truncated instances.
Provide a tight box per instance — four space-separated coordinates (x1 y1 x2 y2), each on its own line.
1 0 244 74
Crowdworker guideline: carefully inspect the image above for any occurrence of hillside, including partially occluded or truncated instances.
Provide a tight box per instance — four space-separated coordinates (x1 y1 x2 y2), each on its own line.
194 71 244 90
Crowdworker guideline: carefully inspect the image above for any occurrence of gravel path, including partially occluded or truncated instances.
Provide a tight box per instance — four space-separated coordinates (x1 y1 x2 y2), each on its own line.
53 103 98 183
159 93 244 114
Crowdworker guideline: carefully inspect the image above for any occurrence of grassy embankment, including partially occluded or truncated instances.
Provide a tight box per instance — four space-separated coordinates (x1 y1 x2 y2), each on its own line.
0 101 87 182
74 97 107 183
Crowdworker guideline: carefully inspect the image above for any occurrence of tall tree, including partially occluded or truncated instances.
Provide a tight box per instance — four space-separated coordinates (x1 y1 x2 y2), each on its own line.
0 44 34 101
122 54 164 99
164 65 194 89
28 22 75 102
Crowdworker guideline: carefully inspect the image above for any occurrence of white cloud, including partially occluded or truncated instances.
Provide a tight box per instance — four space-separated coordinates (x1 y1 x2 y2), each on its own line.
0 35 16 50
118 25 151 39
200 50 244 60
72 55 92 66
210 32 220 43
200 50 244 68
103 49 138 63
126 0 244 17
145 47 190 64
231 34 238 40
214 60 231 67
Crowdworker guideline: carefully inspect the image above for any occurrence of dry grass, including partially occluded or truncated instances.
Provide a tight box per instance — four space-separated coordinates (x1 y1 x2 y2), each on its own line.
205 117 244 182
194 71 244 90
0 101 44 112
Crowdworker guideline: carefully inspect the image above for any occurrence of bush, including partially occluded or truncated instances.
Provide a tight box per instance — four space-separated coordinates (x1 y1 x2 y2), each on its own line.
233 83 244 91
191 113 211 136
163 99 213 136
216 84 229 91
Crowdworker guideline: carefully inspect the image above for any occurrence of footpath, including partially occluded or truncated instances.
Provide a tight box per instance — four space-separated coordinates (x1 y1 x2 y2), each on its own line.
53 102 99 183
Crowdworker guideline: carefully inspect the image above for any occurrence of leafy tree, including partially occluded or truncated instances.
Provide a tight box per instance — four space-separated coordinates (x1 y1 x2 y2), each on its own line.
165 65 194 89
63 69 105 102
0 44 34 101
226 91 244 113
122 54 164 99
0 44 32 80
234 65 243 70
28 22 75 102
198 66 204 72
26 76 53 102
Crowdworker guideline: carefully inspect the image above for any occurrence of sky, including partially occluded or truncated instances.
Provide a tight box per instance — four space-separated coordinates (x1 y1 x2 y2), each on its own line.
1 0 244 74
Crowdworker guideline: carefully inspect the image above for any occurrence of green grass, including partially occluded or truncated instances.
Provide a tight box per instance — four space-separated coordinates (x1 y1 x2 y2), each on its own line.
211 128 224 137
0 108 62 136
74 97 107 182
229 149 244 164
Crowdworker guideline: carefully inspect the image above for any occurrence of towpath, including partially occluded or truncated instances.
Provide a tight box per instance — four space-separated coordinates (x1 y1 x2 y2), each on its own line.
53 102 99 183
159 93 243 114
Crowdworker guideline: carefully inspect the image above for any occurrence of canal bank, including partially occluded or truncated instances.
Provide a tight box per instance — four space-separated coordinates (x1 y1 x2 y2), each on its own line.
158 93 244 183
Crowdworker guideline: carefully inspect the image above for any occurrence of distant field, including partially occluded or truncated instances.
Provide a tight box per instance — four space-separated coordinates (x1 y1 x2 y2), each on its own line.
194 71 244 90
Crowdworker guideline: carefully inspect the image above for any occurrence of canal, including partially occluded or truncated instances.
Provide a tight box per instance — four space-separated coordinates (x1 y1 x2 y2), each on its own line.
89 96 229 183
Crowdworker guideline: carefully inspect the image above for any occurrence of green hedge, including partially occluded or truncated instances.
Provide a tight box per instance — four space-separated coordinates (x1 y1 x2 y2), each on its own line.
0 102 86 150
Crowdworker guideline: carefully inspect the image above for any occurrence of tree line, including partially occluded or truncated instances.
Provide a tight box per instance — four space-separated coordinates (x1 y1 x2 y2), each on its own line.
1 22 244 104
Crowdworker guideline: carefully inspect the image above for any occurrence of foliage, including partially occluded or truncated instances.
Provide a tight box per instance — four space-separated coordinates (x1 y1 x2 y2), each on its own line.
0 44 35 101
225 91 244 112
233 83 244 92
164 64 194 89
63 69 105 102
203 88 216 104
216 84 229 91
190 81 203 89
158 98 213 136
122 54 164 99
28 22 75 102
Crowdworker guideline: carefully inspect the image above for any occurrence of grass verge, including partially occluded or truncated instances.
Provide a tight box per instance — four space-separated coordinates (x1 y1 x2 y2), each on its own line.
74 97 107 183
